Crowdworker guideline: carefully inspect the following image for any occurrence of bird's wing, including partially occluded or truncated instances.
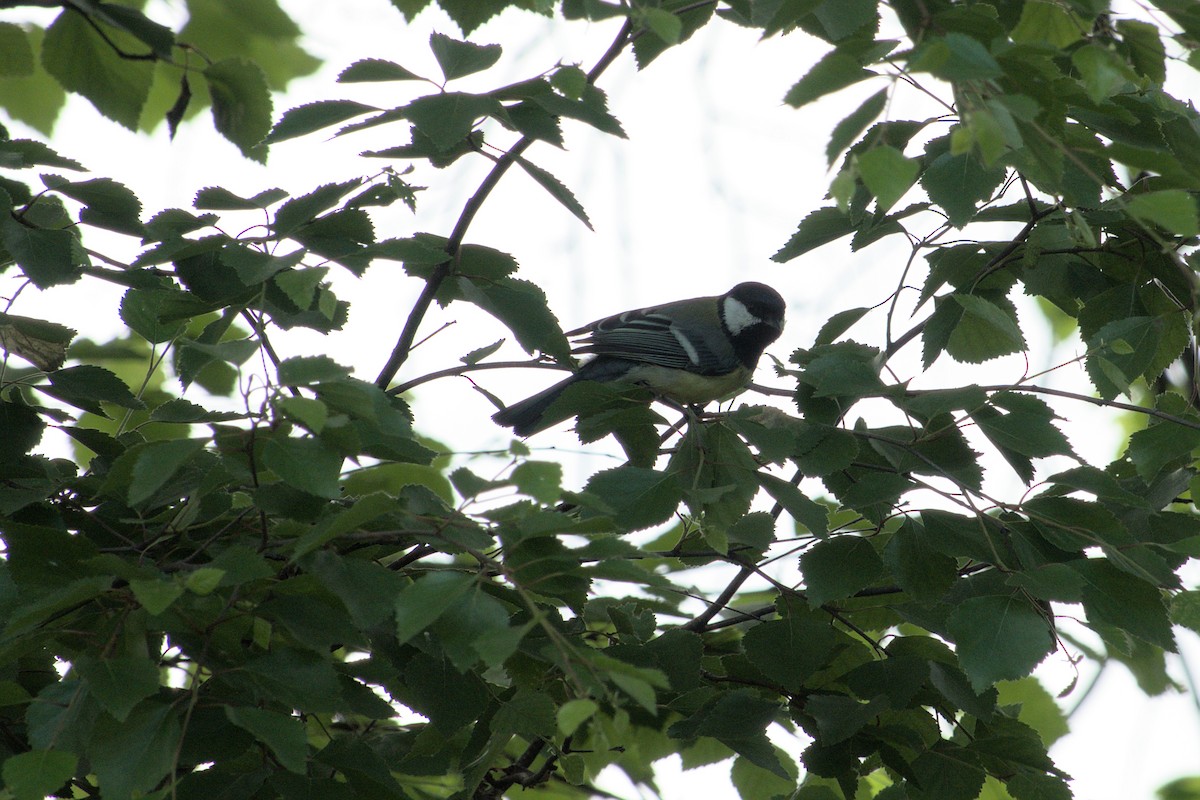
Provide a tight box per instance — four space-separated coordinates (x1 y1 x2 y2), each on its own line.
569 307 729 374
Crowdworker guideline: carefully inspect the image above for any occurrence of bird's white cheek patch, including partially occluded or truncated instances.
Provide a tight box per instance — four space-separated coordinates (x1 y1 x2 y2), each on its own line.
722 296 757 335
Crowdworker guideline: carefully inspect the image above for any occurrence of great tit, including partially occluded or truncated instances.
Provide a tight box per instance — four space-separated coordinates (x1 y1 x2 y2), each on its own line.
492 282 785 436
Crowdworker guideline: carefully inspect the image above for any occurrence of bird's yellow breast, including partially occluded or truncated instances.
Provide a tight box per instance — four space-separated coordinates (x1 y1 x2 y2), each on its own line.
620 364 752 405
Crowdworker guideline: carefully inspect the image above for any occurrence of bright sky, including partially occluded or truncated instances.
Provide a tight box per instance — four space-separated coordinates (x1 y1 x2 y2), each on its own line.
3 0 1200 797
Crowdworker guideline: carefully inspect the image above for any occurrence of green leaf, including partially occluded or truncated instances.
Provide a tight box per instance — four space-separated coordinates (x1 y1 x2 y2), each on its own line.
88 701 181 800
278 396 328 433
429 32 502 82
150 397 241 424
973 393 1072 458
947 594 1055 691
0 22 34 76
731 750 800 800
584 466 683 531
921 147 1007 227
308 550 404 628
512 460 563 504
796 340 885 399
184 567 224 595
814 306 870 346
437 587 522 670
2 749 76 800
338 58 423 82
1127 190 1200 236
631 1 714 68
744 612 842 693
1011 0 1086 48
557 699 598 736
177 337 258 369
933 294 1026 365
912 32 1002 81
128 438 206 506
1117 19 1166 84
807 694 888 745
1072 43 1136 104
669 423 760 536
277 355 354 385
551 65 587 98
857 145 919 211
1171 590 1200 634
194 185 286 210
0 139 83 171
205 58 273 159
772 206 856 262
845 653 929 708
275 266 329 308
1071 559 1176 650
225 706 308 774
266 99 379 144
129 578 183 615
1046 465 1150 509
401 91 502 150
394 571 475 644
883 517 957 603
826 87 888 165
1024 495 1129 554
462 338 504 366
0 25 66 135
41 9 153 129
801 535 885 605
76 656 160 722
784 50 875 108
829 471 912 525
44 365 144 415
272 179 363 233
401 651 489 736
46 176 143 236
643 8 683 44
758 473 828 537
456 276 571 363
242 649 344 714
493 688 557 737
99 5 173 58
792 421 860 475
1007 772 1074 800
995 678 1069 746
971 392 1073 482
505 534 591 611
0 209 81 289
668 690 788 778
261 436 344 498
911 743 986 800
515 156 593 229
1086 315 1186 399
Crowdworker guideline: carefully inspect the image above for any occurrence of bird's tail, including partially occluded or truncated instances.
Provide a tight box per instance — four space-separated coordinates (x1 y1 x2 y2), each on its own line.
491 374 580 437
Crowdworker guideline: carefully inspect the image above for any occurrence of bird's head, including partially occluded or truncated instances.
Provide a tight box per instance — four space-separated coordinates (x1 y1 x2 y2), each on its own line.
721 282 785 368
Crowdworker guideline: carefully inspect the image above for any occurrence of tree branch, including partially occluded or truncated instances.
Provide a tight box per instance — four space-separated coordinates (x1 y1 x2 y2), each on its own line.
374 19 635 389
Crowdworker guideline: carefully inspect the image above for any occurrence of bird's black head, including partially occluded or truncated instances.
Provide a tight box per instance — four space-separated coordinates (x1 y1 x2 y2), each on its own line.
721 282 785 368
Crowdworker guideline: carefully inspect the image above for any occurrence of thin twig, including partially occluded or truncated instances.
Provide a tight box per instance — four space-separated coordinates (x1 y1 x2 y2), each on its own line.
975 383 1200 431
387 359 566 396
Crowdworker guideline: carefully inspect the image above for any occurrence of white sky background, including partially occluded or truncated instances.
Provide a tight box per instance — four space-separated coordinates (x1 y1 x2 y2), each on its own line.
3 0 1200 797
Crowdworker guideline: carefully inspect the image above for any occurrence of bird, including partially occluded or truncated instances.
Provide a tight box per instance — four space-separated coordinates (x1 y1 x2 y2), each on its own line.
492 282 786 436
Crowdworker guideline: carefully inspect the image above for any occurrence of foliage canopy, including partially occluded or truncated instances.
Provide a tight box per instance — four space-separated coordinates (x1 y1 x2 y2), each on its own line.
2 1 1200 799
